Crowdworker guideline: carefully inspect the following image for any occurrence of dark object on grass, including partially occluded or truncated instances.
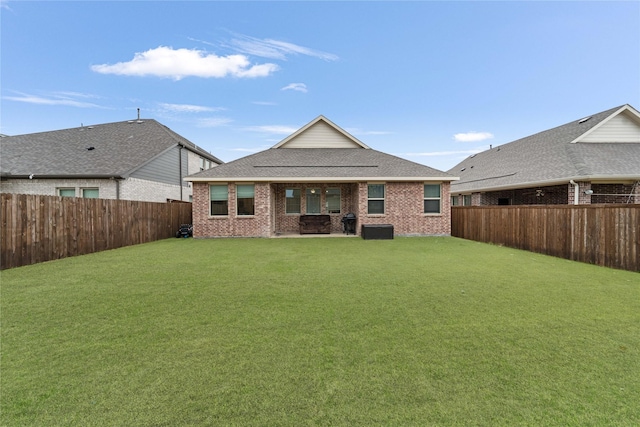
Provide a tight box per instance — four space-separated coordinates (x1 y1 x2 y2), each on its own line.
176 224 193 238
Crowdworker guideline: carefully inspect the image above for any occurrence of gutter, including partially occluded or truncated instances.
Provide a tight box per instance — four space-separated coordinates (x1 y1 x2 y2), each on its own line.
184 176 460 183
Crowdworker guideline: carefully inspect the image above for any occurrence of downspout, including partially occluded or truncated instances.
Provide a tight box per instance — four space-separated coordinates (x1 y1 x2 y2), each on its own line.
178 145 183 201
569 180 579 205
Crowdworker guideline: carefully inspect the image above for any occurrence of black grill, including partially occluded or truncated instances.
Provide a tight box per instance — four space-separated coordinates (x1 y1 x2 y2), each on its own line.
341 213 357 235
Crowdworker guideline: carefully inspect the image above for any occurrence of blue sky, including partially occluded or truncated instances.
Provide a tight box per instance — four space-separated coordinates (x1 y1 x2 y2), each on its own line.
2 1 639 171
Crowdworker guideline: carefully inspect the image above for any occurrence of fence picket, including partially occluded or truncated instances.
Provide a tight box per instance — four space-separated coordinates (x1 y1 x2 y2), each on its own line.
0 194 192 269
452 205 639 272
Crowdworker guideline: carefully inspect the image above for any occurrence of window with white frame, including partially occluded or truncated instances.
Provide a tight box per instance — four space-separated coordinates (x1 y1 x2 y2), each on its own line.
463 195 472 206
82 188 99 199
285 188 301 214
58 188 75 197
237 184 255 215
367 184 385 214
424 184 441 214
451 196 459 206
326 188 341 214
306 188 321 214
210 184 228 216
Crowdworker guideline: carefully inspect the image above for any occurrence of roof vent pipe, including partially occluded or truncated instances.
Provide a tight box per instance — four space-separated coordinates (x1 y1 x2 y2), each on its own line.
137 108 140 120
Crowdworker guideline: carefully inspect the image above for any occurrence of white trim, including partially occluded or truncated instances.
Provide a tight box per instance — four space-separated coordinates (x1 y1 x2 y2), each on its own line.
571 104 640 143
186 176 459 183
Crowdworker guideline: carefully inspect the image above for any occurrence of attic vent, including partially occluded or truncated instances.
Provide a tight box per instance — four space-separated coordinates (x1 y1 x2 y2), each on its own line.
578 116 591 124
86 146 95 151
460 167 466 172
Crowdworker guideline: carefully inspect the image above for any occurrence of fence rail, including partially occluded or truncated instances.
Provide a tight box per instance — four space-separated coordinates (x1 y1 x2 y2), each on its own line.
1 193 192 270
452 205 639 272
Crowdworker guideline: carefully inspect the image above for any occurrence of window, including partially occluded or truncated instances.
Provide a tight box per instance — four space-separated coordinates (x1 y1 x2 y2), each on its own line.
306 188 321 214
210 185 228 216
326 188 341 214
82 188 99 199
58 188 75 197
237 184 255 215
463 195 472 206
424 184 441 214
285 188 301 214
367 184 385 214
451 196 459 206
199 158 205 171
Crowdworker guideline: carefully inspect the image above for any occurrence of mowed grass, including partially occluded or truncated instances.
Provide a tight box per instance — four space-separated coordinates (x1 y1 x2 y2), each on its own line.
1 237 639 426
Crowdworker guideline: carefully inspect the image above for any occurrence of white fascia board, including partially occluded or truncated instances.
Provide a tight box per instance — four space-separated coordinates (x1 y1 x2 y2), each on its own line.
451 174 640 193
185 176 459 183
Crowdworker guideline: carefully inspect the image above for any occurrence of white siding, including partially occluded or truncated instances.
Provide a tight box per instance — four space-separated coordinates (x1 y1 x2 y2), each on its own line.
580 112 640 143
280 121 362 148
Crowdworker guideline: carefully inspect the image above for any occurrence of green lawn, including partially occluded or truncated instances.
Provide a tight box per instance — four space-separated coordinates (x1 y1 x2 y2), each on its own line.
1 237 638 426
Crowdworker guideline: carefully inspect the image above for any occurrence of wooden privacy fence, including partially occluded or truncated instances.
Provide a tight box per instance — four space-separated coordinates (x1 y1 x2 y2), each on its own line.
1 193 192 270
452 205 639 272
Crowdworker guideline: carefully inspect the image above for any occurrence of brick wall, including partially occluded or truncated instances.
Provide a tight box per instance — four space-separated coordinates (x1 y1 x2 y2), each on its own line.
1 177 187 202
192 182 271 238
357 182 451 236
591 183 639 204
271 183 358 234
1 178 118 198
193 181 452 237
478 182 639 205
482 185 569 205
119 177 185 202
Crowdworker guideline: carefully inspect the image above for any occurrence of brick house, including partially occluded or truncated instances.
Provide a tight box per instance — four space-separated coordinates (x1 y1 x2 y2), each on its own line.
185 116 458 238
1 117 222 202
448 104 640 206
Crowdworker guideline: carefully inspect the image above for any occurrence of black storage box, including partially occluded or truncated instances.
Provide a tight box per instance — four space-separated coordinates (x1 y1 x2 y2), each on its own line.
361 224 394 240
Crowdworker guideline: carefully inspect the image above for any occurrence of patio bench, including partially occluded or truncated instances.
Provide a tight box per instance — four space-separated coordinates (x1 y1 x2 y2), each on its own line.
299 215 332 234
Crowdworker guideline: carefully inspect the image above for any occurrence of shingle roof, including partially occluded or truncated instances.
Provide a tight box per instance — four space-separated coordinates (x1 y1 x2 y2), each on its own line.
0 119 222 178
448 105 640 193
186 148 456 182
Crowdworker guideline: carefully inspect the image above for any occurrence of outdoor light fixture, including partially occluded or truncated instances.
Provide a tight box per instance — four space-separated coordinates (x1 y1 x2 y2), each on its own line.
584 189 594 195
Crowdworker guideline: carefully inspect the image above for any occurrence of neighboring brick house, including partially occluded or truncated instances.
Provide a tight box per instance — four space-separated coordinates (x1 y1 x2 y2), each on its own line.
1 117 223 202
185 116 458 238
448 104 640 206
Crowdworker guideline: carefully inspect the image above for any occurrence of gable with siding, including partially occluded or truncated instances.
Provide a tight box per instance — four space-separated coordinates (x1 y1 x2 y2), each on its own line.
575 108 640 143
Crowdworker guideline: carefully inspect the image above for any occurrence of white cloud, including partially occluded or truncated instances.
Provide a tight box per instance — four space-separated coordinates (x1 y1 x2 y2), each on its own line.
3 91 104 108
403 149 484 157
281 83 307 93
252 101 278 106
196 117 233 128
346 128 392 136
225 34 339 61
453 131 494 142
159 103 223 113
245 125 299 135
91 46 279 80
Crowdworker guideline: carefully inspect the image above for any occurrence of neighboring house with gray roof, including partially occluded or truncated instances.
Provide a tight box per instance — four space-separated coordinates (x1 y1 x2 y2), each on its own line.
1 118 223 202
448 104 640 206
185 116 458 238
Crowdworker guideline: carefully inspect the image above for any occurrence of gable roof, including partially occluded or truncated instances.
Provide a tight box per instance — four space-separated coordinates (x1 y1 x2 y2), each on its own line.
186 116 455 183
272 115 369 149
0 119 222 179
448 104 640 193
